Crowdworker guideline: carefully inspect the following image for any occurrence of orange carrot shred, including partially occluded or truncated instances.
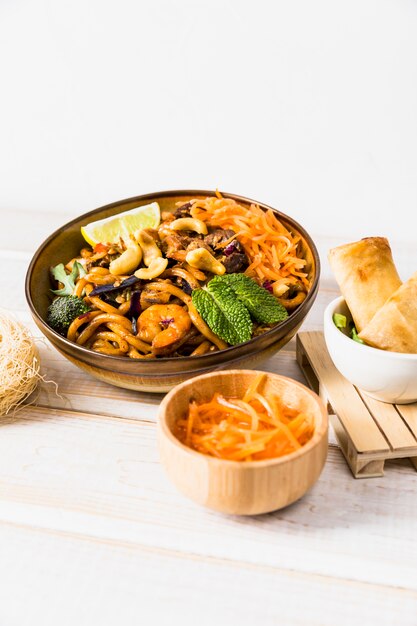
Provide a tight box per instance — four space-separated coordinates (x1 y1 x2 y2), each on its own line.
188 193 310 288
174 377 315 462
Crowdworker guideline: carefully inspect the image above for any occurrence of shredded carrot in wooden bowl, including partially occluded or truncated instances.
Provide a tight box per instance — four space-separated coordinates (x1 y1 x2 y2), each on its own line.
174 374 315 462
189 192 310 290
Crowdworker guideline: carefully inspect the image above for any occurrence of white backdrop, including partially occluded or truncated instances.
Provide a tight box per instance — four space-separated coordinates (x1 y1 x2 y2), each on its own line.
1 0 416 253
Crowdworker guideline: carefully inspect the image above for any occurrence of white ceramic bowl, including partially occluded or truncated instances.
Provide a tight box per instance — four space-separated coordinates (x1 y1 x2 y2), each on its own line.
324 297 417 404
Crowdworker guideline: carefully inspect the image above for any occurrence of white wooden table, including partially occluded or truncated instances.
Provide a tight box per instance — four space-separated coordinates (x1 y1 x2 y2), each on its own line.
1 210 417 626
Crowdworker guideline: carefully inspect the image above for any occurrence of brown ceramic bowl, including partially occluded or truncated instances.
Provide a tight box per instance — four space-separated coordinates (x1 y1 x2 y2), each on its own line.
158 370 328 515
25 190 320 393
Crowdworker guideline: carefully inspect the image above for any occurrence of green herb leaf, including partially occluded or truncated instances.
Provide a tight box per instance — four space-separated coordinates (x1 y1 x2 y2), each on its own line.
192 282 252 346
351 326 365 344
74 260 87 278
213 274 288 324
333 313 347 329
51 261 85 296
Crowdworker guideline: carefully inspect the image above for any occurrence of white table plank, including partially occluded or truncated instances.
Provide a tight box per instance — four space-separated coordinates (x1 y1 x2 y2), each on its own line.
0 407 416 593
1 521 416 626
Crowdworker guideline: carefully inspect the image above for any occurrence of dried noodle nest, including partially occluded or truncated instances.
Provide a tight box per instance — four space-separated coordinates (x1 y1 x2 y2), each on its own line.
0 310 41 416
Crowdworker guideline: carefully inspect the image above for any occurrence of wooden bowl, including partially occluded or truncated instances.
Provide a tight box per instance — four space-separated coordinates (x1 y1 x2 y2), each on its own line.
25 189 320 393
158 370 328 515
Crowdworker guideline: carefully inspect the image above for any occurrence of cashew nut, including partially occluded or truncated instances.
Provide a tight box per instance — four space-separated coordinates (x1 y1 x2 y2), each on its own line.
185 248 226 275
134 257 168 280
135 230 162 266
109 240 143 276
169 217 208 235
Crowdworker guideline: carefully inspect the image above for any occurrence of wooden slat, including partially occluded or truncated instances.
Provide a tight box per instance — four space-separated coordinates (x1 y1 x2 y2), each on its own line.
297 332 389 453
396 404 417 439
358 391 417 450
329 414 386 478
33 340 162 420
1 522 417 626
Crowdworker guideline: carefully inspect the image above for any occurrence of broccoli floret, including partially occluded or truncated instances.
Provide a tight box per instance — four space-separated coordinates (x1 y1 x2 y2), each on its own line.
47 296 90 336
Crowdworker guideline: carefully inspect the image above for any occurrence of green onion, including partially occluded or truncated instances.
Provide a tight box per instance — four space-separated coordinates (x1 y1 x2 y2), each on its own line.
333 313 347 329
351 326 365 344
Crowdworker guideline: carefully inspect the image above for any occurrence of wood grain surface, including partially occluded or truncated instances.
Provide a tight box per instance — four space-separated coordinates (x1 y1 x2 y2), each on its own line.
1 210 417 626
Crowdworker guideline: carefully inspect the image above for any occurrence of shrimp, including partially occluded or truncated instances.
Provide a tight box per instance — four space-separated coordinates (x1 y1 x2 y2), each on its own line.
137 304 192 356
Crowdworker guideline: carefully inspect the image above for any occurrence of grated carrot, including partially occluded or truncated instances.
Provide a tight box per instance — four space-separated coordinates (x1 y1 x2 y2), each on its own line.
187 193 310 289
174 376 315 462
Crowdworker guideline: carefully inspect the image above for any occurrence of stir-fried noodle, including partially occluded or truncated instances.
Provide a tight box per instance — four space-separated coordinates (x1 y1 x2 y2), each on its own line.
48 195 310 359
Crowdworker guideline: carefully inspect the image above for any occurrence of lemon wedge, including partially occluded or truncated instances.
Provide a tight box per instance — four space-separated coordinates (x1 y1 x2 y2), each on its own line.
81 202 161 246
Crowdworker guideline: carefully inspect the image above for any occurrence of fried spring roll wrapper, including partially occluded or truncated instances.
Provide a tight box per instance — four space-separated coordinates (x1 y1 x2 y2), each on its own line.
328 237 401 332
358 272 417 353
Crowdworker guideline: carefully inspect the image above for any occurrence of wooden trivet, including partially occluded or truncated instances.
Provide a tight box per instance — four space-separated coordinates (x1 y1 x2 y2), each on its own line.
296 331 417 478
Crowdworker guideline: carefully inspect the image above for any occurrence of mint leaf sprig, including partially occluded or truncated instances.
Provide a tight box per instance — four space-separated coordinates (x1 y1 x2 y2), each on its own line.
192 282 252 346
212 274 288 325
192 274 289 346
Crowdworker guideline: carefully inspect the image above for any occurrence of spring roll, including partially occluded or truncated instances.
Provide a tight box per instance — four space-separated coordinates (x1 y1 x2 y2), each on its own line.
328 237 401 332
358 271 417 353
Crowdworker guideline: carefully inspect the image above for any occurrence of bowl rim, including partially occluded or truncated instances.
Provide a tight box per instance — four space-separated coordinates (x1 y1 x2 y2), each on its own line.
325 296 417 360
158 369 328 468
25 189 320 365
